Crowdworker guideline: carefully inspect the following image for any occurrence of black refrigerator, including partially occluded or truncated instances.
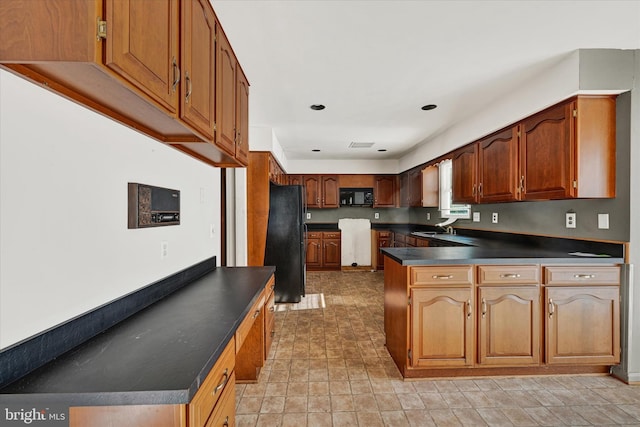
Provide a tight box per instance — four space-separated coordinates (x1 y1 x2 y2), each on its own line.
264 183 306 303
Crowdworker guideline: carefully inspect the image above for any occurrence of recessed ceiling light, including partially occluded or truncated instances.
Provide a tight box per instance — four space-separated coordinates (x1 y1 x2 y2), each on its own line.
378 149 387 152
421 104 437 111
311 149 321 152
310 104 325 111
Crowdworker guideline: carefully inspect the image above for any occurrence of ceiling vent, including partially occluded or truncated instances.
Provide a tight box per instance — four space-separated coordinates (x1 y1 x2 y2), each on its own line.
349 142 375 149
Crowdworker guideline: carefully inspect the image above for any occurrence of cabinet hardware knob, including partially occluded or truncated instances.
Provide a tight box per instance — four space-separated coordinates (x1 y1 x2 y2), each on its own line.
481 298 486 319
478 183 482 196
520 176 525 193
499 273 521 278
253 309 261 319
223 416 229 427
269 306 275 313
467 299 472 318
574 274 596 279
271 330 276 337
213 369 229 394
548 299 554 317
432 275 453 279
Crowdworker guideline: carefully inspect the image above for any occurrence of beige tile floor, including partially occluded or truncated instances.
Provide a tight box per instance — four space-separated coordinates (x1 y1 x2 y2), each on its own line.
235 271 640 426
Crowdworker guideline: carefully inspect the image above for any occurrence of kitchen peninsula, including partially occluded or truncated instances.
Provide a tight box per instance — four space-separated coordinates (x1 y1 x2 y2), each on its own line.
381 232 625 379
0 262 276 427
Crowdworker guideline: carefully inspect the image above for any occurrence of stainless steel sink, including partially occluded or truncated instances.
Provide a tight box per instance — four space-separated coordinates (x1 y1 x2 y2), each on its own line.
411 231 442 238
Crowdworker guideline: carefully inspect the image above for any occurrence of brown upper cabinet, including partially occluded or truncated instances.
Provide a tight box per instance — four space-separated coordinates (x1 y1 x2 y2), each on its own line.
451 144 478 204
452 95 616 204
302 175 339 208
521 96 615 200
477 126 520 203
374 175 396 207
0 0 248 167
235 68 250 166
421 164 439 207
180 0 216 142
399 167 423 207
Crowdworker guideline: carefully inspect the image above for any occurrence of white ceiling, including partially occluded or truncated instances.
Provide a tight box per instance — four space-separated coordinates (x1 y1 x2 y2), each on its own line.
211 0 640 161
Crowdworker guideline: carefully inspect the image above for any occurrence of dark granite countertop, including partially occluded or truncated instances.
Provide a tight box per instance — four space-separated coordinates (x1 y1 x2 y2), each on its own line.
0 266 275 406
381 231 624 265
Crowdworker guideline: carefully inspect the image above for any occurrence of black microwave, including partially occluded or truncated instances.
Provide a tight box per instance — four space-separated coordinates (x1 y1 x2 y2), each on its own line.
340 188 374 207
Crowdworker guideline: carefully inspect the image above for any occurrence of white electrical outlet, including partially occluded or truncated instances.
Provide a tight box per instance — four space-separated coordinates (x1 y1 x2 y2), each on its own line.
566 212 576 228
473 212 480 222
598 213 609 229
374 212 379 219
160 241 169 259
492 213 498 223
306 212 311 220
426 212 431 221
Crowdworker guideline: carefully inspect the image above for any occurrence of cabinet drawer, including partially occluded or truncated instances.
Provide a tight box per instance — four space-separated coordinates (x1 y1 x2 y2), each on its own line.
189 338 236 427
406 236 417 246
411 265 473 286
204 372 236 427
477 265 539 285
307 231 322 239
322 231 341 239
544 266 620 286
236 292 265 354
378 231 392 238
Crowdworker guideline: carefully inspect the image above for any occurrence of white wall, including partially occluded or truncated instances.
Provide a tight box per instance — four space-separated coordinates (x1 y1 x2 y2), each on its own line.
0 70 221 349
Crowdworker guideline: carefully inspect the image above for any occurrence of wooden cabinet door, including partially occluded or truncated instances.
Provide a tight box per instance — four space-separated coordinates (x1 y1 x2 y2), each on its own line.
409 168 422 206
520 101 573 200
235 68 250 165
545 286 620 365
452 143 478 204
410 287 474 367
421 165 439 207
399 172 410 207
322 238 341 268
374 176 396 207
215 28 237 157
264 281 276 360
180 0 215 140
106 0 179 113
305 237 322 269
321 176 339 208
478 126 520 203
303 176 321 208
288 175 303 186
377 237 390 269
478 286 540 366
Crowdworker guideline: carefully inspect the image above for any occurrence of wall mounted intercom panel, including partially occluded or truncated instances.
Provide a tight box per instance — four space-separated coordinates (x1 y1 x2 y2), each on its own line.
128 183 180 228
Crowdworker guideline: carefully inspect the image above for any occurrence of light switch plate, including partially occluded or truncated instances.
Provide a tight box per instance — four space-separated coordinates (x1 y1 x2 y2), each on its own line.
473 212 480 222
306 212 311 220
598 213 609 229
374 212 379 219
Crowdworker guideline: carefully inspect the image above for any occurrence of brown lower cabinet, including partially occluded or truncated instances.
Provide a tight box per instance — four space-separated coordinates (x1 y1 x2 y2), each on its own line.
306 231 341 270
385 260 620 379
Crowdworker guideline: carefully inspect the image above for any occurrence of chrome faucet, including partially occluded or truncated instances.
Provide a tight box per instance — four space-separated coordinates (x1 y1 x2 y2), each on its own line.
445 226 455 235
